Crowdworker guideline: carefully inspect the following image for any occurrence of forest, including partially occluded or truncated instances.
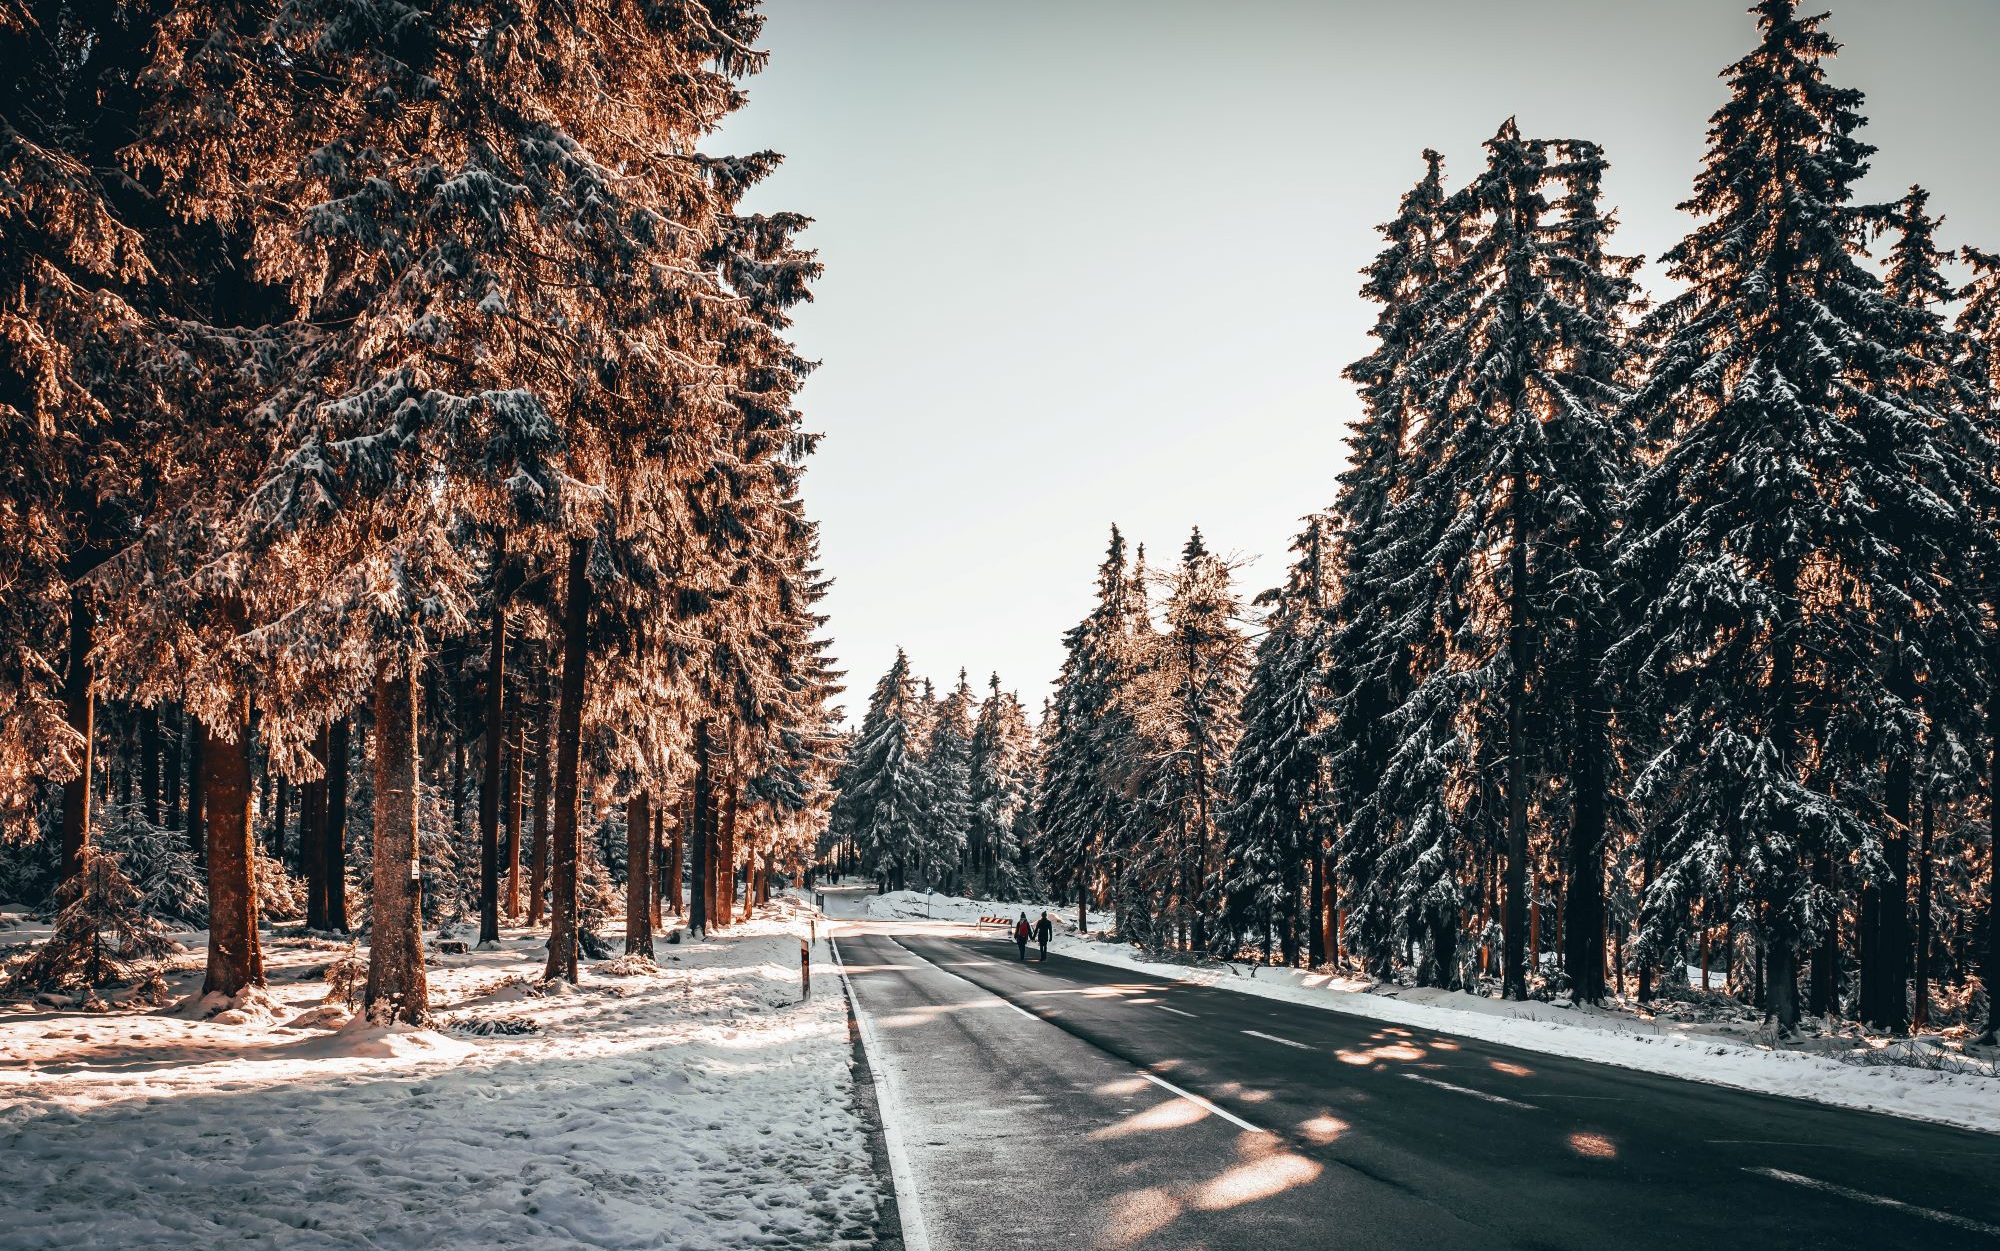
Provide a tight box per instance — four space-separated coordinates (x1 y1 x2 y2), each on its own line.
0 0 840 1024
828 1 2000 1041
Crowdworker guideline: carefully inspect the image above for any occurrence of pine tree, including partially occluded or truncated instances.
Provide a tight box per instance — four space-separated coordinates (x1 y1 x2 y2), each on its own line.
1954 245 2000 1042
968 675 1036 899
1328 151 1458 978
1614 0 1949 1033
924 671 976 892
1119 530 1248 954
0 2 163 859
833 651 931 892
1849 187 1989 1031
1218 516 1335 965
1335 122 1638 995
1033 528 1143 929
7 844 178 998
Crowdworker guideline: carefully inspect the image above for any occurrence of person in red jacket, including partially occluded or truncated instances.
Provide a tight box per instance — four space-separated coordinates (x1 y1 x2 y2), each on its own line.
1014 913 1031 961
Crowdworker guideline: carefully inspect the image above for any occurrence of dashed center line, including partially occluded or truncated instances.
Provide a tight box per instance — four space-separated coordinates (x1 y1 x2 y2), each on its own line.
1156 1005 1198 1018
1140 1072 1270 1135
1241 1029 1312 1050
1401 1071 1538 1109
1746 1167 2000 1237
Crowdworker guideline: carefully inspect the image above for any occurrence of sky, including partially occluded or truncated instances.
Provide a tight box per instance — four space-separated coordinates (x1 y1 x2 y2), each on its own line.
714 0 2000 718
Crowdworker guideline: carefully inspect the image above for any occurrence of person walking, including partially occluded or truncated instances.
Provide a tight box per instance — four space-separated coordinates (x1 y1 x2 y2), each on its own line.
1014 913 1031 962
1034 911 1053 962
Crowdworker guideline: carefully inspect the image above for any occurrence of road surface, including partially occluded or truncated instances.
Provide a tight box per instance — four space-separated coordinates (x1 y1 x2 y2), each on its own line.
826 900 2000 1250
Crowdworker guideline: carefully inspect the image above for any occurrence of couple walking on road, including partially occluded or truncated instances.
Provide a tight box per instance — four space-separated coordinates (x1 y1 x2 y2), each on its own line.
1014 912 1053 962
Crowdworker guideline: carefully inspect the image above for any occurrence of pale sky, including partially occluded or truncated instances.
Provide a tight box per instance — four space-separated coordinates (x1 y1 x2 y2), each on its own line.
715 0 2000 718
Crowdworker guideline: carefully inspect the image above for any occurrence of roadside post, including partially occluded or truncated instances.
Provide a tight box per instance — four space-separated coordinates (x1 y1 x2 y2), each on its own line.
801 936 811 1000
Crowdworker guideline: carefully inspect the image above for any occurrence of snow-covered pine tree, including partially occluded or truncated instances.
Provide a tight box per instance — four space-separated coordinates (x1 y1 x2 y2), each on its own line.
1614 0 1951 1033
1851 187 1990 1031
0 2 165 866
968 675 1036 899
1954 245 2000 1043
1218 516 1335 966
1119 530 1248 954
924 671 976 892
6 844 178 999
1342 122 1639 996
1033 528 1144 929
1328 150 1458 978
833 651 931 892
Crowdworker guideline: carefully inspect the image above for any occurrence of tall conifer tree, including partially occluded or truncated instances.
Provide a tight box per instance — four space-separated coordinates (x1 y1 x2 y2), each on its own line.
1615 0 1946 1032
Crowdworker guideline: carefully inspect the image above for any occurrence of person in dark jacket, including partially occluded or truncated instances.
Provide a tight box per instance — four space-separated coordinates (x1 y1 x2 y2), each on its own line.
1014 913 1031 961
1034 912 1053 962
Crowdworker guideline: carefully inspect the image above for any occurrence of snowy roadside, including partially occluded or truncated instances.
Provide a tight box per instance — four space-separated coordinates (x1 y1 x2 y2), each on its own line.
1046 931 2000 1137
857 888 1110 930
0 898 881 1250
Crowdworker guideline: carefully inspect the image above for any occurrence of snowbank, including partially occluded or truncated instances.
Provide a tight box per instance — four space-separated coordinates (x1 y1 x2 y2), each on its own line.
0 900 881 1249
1049 935 2000 1137
859 889 1110 930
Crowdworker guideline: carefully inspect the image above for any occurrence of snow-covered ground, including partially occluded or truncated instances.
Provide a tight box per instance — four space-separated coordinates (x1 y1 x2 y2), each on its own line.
1047 930 2000 1137
858 888 1110 930
0 899 881 1250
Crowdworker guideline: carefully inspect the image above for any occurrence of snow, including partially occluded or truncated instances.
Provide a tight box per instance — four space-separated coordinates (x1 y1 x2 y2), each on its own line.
1046 931 2000 1137
857 888 1110 930
0 898 881 1250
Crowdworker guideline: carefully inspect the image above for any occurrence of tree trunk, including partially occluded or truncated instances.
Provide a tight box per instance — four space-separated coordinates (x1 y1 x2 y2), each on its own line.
1564 682 1610 1004
325 718 351 933
666 791 685 918
478 567 508 945
1863 754 1914 1033
185 722 206 862
164 706 183 827
542 539 591 983
650 806 663 930
272 776 288 862
59 587 95 883
625 791 653 957
505 712 523 921
720 771 741 929
201 690 263 999
302 726 329 928
1809 854 1837 1018
1307 844 1325 967
140 705 160 825
689 721 713 936
1502 474 1531 1001
451 736 466 854
364 661 427 1023
528 705 552 927
1985 668 2000 1041
1914 797 1934 1030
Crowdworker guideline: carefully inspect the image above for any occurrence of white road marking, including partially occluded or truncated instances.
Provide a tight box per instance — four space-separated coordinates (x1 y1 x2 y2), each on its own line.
1140 1072 1270 1135
1745 1167 2000 1238
1401 1071 1538 1109
1241 1029 1312 1050
1157 1005 1198 1018
892 938 1039 1019
830 937 935 1251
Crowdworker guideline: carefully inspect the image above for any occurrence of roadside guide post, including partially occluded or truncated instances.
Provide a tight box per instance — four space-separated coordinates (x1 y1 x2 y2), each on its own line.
801 936 811 1000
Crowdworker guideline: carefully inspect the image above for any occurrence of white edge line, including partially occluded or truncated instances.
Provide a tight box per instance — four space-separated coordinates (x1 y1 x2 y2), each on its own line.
1745 1167 2000 1238
831 934 935 1251
1401 1071 1539 1110
1242 1029 1313 1051
1157 1004 1199 1018
1140 1071 1270 1135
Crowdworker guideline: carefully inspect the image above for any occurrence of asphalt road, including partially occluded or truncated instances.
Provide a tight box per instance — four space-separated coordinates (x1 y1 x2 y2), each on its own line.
833 920 2000 1251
